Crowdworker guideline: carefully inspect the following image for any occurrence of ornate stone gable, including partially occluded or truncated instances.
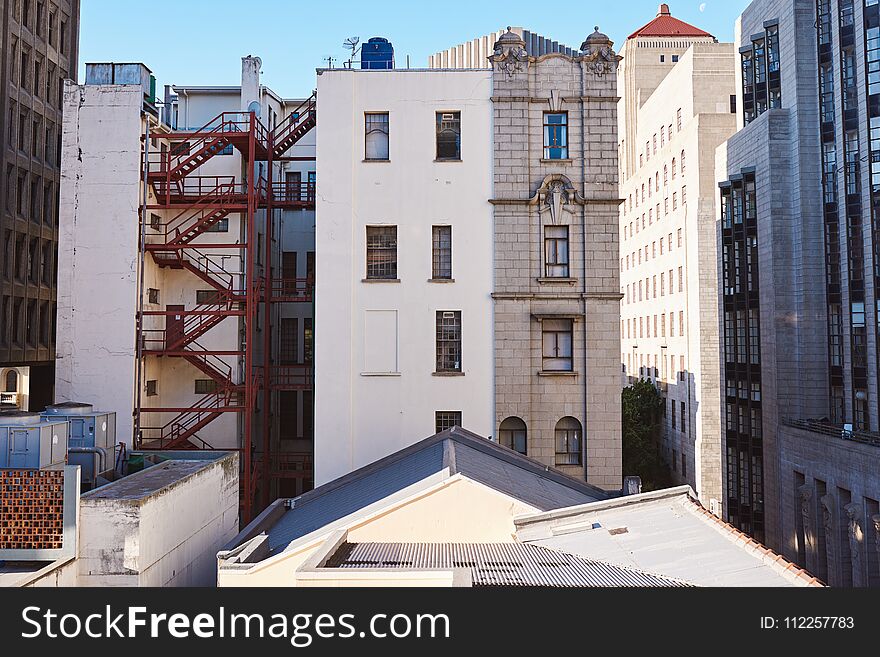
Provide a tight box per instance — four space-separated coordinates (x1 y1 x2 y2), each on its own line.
489 27 529 77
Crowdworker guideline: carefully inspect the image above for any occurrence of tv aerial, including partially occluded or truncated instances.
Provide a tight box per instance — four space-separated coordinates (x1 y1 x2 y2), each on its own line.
343 37 361 68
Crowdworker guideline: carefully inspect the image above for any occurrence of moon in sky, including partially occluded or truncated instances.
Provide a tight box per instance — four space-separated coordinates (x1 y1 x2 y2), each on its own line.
699 2 707 11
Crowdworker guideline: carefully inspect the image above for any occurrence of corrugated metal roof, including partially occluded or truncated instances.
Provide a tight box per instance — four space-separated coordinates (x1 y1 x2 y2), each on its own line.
325 542 690 587
264 428 609 555
517 488 824 587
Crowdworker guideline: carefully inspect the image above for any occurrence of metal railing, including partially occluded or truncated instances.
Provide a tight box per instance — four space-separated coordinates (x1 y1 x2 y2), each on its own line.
782 417 880 447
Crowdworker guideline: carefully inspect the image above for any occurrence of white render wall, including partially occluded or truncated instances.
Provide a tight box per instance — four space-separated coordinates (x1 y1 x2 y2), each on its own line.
315 70 494 485
619 43 737 505
56 83 144 444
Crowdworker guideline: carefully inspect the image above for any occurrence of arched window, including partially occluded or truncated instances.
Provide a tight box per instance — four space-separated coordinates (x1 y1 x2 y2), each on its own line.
672 158 677 179
499 417 527 455
4 369 18 392
555 417 582 466
680 150 686 174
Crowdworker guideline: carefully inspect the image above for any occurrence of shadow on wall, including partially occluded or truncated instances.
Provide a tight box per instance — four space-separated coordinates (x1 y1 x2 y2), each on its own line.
621 365 701 494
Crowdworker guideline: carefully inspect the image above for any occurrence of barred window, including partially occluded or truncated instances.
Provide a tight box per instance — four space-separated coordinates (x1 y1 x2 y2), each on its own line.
436 112 461 160
432 226 452 279
366 226 397 279
435 411 462 433
544 225 569 277
435 311 462 372
542 319 573 372
365 112 389 160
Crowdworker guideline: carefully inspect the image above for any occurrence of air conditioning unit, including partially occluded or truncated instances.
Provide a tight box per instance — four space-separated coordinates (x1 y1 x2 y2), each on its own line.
709 498 722 517
0 392 19 407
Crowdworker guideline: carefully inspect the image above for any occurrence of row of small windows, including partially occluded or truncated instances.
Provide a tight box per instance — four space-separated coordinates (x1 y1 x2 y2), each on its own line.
634 109 683 171
7 36 69 108
623 228 684 267
4 166 56 224
741 23 782 124
2 230 55 286
623 156 687 219
363 111 571 162
11 1 71 57
623 266 685 303
623 353 687 383
498 416 583 466
0 296 53 349
622 311 686 340
366 224 573 282
6 102 60 164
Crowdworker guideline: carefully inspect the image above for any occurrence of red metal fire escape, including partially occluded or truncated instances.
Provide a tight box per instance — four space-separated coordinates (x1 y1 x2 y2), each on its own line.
136 95 317 521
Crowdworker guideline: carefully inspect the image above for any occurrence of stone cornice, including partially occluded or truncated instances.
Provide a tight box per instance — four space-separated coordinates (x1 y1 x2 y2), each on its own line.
492 292 624 301
490 198 624 205
490 96 621 103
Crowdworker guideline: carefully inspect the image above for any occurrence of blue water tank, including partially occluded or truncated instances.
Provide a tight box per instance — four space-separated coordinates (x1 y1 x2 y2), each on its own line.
361 37 394 70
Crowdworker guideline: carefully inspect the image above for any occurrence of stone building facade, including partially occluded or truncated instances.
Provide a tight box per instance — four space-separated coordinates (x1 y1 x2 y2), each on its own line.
0 0 79 410
489 29 622 489
716 0 880 585
619 36 737 508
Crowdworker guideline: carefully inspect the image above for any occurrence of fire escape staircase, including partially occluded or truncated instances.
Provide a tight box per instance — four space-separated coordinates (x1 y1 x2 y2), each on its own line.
271 93 317 158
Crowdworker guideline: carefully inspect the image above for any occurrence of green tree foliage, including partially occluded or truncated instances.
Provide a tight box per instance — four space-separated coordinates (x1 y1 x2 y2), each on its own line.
622 380 672 491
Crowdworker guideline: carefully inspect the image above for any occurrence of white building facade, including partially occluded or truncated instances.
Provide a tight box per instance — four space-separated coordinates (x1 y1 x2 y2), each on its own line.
314 68 495 485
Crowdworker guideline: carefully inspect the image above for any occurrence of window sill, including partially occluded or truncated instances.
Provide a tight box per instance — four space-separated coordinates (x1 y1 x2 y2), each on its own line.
434 159 462 163
361 278 401 284
433 371 465 377
428 278 455 284
362 159 391 163
540 158 573 164
538 370 578 377
361 372 402 377
537 277 577 285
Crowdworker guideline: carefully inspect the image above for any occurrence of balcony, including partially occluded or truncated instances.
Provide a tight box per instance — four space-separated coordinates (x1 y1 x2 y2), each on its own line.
781 418 880 448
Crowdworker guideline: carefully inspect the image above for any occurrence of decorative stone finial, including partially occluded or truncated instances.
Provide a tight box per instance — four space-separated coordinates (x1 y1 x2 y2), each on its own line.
581 26 621 77
490 27 528 77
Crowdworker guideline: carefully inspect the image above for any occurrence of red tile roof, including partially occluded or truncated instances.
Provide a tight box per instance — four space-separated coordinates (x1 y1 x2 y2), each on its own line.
628 4 715 40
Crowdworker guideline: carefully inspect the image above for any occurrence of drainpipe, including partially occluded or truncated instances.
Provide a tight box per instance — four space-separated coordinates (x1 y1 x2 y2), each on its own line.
134 113 151 447
683 199 694 493
580 59 589 481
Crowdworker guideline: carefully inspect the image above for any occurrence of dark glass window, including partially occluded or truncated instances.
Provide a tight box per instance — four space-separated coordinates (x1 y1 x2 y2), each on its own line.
435 411 461 433
544 225 569 277
499 417 527 455
432 226 452 279
435 112 461 160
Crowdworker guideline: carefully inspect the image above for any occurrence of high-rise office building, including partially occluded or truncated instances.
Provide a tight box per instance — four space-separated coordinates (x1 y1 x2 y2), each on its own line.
716 0 880 587
0 0 79 411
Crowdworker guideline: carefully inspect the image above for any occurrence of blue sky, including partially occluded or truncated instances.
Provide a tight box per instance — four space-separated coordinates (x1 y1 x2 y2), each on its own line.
80 0 751 95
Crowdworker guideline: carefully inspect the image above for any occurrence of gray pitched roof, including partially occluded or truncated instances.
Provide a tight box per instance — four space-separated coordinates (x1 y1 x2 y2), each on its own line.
324 542 690 587
264 427 611 554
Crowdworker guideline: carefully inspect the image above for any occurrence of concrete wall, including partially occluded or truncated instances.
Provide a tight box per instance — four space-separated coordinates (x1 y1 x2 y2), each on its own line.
314 69 495 485
56 83 143 445
779 426 880 587
74 454 239 586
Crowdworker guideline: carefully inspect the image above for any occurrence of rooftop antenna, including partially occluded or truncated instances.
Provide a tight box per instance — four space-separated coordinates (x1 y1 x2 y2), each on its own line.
343 36 361 69
324 55 336 69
